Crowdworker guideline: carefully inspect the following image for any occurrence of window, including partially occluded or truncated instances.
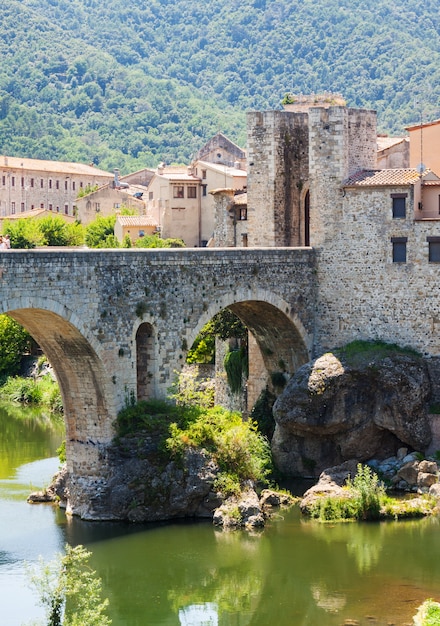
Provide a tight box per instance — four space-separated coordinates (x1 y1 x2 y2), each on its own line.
40 179 44 188
21 177 24 188
1 176 5 186
240 207 248 221
64 204 69 215
428 237 440 262
49 203 53 211
11 202 15 214
40 203 44 209
56 180 59 190
202 185 207 197
11 176 15 187
391 237 407 263
202 169 207 179
64 180 68 191
173 186 184 198
72 181 76 191
30 178 34 188
49 179 52 189
392 193 407 218
187 186 197 198
21 202 24 212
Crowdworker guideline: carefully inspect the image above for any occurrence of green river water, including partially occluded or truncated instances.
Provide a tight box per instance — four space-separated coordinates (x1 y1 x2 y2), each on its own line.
1 403 440 626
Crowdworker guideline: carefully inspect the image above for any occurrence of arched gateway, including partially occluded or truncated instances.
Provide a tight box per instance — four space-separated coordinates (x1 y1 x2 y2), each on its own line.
0 247 316 518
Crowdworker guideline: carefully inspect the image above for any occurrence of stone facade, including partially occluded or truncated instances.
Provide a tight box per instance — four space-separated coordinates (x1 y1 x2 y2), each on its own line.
0 155 113 218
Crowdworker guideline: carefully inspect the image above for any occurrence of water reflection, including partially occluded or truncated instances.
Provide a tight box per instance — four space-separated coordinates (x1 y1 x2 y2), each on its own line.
179 603 218 625
2 403 440 626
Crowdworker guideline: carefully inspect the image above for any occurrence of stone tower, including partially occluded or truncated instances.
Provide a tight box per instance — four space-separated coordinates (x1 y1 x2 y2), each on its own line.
246 99 377 249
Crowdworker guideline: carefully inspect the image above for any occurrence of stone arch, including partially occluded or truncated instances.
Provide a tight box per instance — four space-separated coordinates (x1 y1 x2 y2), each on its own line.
136 322 154 401
2 302 115 476
187 288 311 407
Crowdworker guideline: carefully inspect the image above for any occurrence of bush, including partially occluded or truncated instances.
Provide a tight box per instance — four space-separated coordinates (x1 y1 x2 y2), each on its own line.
166 406 272 496
348 463 385 520
0 376 43 403
224 347 247 394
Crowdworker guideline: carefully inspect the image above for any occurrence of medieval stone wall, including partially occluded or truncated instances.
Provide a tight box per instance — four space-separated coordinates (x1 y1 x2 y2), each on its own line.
247 110 309 247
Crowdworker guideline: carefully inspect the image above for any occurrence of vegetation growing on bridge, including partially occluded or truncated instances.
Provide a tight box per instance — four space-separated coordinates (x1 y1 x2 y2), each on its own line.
115 390 272 497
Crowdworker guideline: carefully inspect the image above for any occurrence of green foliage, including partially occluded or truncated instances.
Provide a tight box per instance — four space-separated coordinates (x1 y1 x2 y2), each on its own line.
309 494 357 522
2 217 84 248
347 464 385 520
0 376 43 404
76 184 99 199
0 314 31 377
38 216 85 246
115 399 185 438
224 346 248 394
121 234 132 248
414 600 440 626
250 387 276 439
0 0 439 170
336 340 421 366
29 544 111 626
134 235 185 248
166 406 272 496
3 218 45 249
0 373 62 411
169 367 215 409
187 310 247 365
57 440 66 464
85 215 117 248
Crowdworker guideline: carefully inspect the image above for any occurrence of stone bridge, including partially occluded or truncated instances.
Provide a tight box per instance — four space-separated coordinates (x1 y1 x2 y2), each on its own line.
0 247 316 517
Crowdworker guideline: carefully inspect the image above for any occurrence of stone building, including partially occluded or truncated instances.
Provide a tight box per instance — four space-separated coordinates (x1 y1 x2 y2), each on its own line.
0 155 113 218
246 96 440 362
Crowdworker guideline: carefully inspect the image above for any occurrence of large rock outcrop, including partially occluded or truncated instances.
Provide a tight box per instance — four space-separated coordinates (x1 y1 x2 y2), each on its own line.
272 349 432 476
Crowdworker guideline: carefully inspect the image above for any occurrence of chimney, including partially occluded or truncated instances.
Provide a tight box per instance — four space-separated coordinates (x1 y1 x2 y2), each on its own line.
114 168 120 188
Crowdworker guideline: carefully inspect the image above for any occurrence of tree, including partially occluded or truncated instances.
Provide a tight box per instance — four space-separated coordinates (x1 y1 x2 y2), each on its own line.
85 215 117 248
29 544 111 626
38 216 85 246
0 314 30 377
3 219 44 249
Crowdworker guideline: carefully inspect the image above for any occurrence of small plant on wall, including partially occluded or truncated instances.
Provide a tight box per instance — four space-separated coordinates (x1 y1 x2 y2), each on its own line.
224 346 248 394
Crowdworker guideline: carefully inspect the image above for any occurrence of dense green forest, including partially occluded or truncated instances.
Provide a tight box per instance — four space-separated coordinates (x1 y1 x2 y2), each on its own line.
0 0 439 172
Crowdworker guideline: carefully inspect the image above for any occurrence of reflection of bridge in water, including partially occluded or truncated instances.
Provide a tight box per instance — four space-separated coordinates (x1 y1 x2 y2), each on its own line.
0 247 316 517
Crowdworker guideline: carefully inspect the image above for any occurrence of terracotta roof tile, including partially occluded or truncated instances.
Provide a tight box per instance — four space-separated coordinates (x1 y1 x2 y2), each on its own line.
343 168 425 187
0 155 113 177
116 216 157 226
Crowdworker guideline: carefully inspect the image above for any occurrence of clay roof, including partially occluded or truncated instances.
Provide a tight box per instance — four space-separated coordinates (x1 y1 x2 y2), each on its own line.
0 155 113 177
116 216 157 226
234 192 247 205
343 168 426 187
376 136 408 152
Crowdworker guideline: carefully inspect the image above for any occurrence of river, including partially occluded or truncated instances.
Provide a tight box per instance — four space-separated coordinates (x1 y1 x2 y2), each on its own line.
1 403 440 626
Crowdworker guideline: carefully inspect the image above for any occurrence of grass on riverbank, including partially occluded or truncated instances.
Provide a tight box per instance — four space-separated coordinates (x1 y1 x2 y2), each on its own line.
0 374 62 413
308 464 438 522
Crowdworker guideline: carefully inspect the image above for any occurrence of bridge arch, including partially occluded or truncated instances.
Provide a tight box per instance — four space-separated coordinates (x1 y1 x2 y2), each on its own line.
1 299 115 477
187 288 311 396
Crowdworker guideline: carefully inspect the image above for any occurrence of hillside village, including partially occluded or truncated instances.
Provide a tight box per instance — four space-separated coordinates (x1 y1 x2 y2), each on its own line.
0 94 440 253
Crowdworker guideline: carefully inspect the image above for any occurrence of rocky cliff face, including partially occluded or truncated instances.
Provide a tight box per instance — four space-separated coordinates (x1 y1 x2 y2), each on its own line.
272 349 433 477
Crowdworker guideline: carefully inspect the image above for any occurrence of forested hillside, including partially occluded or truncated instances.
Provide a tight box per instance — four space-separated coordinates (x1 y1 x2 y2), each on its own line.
0 0 439 172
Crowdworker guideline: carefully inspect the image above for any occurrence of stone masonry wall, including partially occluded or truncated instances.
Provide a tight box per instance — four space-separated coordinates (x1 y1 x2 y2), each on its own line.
247 110 309 246
0 247 317 518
